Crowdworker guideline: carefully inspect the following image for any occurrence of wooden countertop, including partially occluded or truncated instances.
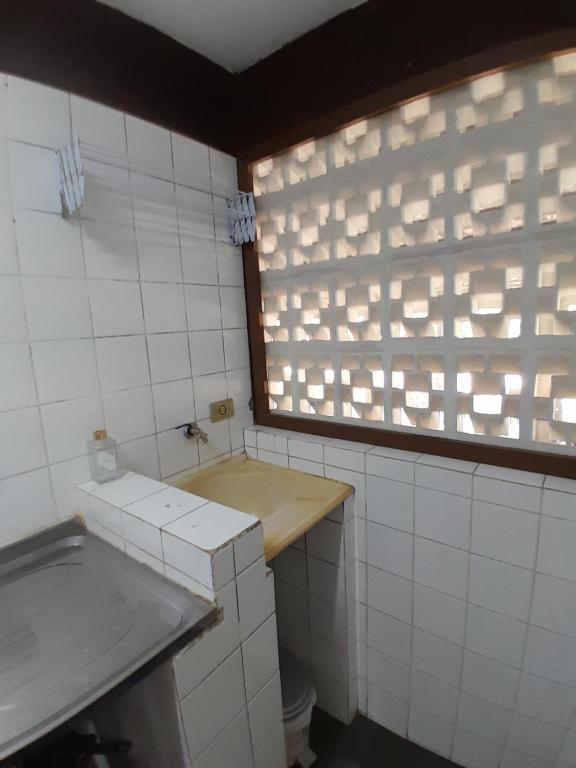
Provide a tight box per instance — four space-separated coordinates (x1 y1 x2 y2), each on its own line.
173 454 353 561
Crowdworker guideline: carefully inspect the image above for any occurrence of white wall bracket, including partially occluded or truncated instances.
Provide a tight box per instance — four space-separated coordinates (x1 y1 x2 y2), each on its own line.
57 139 85 216
227 192 256 245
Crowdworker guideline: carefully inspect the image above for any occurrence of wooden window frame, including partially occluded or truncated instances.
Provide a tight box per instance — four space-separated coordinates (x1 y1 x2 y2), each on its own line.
238 32 576 479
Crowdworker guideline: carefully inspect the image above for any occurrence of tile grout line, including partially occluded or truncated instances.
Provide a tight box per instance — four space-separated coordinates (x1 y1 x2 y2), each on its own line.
125 109 165 481
406 463 418 740
502 482 549 765
447 483 475 761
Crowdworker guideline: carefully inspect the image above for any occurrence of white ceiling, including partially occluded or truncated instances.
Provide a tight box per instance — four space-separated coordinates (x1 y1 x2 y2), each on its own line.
98 0 366 73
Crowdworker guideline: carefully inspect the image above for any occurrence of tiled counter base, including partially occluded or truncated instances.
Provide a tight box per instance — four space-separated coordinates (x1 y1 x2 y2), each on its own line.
245 427 362 729
77 471 287 768
273 502 358 726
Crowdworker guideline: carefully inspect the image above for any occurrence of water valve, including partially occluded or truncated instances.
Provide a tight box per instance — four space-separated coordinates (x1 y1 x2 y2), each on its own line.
175 422 209 443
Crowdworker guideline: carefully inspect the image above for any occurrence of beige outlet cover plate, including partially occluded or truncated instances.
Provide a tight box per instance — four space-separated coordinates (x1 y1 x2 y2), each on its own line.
209 398 235 422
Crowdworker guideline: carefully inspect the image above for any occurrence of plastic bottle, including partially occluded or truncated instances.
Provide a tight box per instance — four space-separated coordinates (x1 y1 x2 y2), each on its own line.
88 429 120 483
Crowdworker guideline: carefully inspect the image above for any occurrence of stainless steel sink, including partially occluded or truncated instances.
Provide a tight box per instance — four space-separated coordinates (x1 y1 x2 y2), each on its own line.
0 520 216 761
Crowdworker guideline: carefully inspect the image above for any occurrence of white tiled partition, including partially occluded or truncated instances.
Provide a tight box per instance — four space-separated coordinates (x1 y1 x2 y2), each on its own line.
0 72 251 547
78 471 286 768
272 498 358 725
244 426 359 725
245 424 576 768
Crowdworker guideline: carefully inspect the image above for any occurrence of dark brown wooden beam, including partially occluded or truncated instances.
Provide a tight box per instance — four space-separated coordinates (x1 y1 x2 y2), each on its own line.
238 162 269 425
0 0 238 153
2 1 575 159
236 0 576 160
258 412 576 479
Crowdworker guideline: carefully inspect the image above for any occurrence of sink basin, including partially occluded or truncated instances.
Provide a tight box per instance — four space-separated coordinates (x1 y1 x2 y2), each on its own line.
0 520 215 761
174 454 353 560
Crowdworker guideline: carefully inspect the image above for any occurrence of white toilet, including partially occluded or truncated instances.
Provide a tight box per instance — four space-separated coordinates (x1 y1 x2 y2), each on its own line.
279 648 317 768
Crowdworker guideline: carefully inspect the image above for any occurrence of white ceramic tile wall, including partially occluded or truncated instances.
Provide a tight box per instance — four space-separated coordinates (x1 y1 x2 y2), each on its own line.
245 425 576 768
0 72 251 547
78 471 286 768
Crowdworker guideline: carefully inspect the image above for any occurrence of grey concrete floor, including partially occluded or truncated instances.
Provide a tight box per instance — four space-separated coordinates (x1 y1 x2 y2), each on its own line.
309 709 460 768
